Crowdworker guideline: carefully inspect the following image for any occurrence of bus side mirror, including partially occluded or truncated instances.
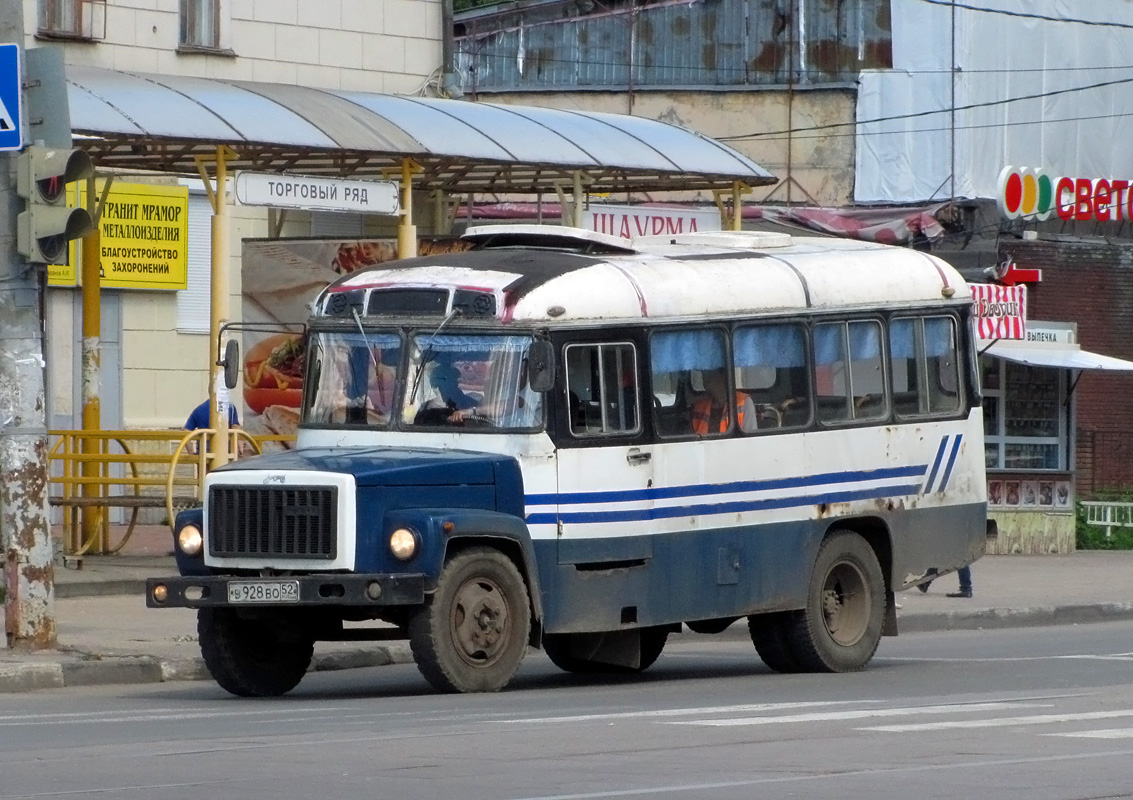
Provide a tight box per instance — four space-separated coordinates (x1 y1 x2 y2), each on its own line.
528 341 555 393
221 340 240 390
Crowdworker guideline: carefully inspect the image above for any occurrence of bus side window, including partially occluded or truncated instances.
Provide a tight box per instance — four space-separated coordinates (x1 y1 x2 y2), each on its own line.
733 323 812 431
564 343 639 437
650 328 729 438
814 320 887 424
890 316 962 418
925 316 962 413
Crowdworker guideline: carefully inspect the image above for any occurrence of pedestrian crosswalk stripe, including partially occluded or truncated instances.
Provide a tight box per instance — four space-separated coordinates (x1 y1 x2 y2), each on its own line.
865 709 1133 732
667 701 1048 727
1046 728 1133 739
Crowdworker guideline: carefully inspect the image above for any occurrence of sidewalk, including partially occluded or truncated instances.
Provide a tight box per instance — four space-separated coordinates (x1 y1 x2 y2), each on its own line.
1 525 1131 693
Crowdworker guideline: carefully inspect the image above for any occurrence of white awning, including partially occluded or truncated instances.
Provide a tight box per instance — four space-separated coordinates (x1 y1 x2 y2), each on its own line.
983 341 1133 371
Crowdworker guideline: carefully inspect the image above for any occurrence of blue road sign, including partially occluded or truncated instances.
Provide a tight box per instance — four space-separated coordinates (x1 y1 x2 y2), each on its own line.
0 43 22 152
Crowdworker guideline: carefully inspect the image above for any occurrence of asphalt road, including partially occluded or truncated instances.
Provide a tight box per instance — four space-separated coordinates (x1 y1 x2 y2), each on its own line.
4 623 1133 800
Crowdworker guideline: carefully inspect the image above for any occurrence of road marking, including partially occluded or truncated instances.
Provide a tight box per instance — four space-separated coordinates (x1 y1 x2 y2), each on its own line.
1045 728 1133 739
0 706 355 727
865 709 1133 732
503 749 1133 800
666 701 1048 727
497 700 876 725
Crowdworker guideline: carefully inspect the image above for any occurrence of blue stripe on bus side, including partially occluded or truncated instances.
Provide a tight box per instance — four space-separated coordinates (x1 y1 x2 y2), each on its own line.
525 482 925 525
922 436 949 494
525 465 928 507
937 434 964 492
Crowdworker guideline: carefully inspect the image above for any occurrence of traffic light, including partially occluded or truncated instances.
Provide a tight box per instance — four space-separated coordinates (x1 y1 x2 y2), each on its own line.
15 145 94 264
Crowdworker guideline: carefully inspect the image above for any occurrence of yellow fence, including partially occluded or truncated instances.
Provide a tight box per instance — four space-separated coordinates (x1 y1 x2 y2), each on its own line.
48 429 294 556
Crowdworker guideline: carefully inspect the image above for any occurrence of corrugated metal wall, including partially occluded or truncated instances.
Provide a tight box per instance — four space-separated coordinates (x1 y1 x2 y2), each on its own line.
454 0 891 92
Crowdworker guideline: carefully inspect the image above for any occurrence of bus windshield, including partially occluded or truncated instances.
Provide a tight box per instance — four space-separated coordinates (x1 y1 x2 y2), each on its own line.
305 331 402 426
403 333 544 430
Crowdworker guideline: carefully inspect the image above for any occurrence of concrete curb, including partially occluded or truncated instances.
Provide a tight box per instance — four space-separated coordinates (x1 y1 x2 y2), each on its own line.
896 602 1133 633
56 580 149 599
0 643 418 694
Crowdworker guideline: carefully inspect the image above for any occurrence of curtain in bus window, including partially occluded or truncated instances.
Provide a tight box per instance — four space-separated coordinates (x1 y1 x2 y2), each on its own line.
848 321 886 420
650 329 727 372
925 317 961 413
889 318 923 416
734 325 806 368
813 324 850 423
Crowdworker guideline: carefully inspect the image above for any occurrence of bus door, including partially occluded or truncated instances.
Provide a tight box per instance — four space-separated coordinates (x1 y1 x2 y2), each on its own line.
555 340 653 566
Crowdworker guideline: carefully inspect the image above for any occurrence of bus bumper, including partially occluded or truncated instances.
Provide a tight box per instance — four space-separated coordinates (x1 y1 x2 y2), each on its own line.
145 573 426 609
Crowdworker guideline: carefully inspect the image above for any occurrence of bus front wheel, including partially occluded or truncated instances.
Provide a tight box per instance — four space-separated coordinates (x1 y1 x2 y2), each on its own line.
197 608 314 697
788 530 884 673
409 547 531 693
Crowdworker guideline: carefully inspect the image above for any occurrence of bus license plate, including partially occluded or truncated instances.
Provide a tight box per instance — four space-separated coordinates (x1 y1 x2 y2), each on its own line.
227 580 300 604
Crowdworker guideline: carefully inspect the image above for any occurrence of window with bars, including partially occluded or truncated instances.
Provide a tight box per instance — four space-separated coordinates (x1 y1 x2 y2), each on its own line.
180 0 220 49
38 0 106 39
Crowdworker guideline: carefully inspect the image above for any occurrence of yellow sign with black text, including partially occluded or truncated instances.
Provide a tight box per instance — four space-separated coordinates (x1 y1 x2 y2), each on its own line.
51 182 189 290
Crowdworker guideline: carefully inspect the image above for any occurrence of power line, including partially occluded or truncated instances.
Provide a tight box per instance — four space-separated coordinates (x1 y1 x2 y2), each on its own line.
736 108 1133 144
719 74 1133 142
918 0 1133 30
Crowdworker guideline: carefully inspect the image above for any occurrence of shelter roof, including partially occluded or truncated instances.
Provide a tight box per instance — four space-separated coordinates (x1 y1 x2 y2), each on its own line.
66 65 775 195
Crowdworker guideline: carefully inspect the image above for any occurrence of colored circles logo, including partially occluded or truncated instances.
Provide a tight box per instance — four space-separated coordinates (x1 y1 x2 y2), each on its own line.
998 167 1054 221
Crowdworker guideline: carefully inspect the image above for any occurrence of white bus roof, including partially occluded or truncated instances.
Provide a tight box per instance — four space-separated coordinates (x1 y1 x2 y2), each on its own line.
321 225 969 325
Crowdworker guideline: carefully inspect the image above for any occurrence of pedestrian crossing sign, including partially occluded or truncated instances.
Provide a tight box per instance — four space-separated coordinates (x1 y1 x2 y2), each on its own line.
0 44 22 152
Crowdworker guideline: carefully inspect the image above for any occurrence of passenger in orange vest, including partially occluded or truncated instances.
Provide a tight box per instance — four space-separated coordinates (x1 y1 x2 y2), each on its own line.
690 368 756 434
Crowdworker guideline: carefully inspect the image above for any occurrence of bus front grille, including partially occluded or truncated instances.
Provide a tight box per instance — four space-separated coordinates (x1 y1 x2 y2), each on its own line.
208 485 338 560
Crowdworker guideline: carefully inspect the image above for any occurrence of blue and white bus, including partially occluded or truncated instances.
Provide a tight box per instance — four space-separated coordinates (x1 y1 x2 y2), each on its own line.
148 225 988 696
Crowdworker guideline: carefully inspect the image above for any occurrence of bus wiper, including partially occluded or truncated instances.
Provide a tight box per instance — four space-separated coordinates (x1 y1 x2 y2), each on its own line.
408 308 462 403
351 307 378 368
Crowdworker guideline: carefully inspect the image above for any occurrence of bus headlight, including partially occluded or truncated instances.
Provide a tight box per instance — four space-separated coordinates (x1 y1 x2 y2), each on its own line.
177 525 203 557
389 528 418 560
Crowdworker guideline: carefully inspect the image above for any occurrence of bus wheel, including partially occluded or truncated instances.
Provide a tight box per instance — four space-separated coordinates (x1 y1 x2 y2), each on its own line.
543 628 668 674
409 547 531 693
197 608 314 697
748 611 803 673
788 530 884 673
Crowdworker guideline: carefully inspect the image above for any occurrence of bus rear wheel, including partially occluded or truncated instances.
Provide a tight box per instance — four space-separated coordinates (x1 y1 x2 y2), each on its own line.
197 608 314 697
409 547 531 693
788 530 884 673
748 611 803 673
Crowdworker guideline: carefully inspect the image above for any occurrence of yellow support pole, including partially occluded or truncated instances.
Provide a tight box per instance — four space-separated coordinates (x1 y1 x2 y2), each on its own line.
79 175 114 552
572 171 584 228
712 181 752 231
195 145 239 470
388 157 423 259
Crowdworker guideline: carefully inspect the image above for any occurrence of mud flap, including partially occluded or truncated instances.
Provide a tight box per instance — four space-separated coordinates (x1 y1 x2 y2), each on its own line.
883 591 899 636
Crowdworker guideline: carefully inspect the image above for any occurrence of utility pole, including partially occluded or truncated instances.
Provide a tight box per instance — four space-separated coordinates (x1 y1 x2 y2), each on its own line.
0 8 55 648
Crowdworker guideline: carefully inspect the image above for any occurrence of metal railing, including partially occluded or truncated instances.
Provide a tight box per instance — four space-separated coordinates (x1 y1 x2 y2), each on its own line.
1079 501 1133 537
48 429 294 555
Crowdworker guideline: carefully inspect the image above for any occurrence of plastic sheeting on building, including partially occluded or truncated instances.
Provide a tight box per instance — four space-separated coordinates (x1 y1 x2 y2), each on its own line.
856 0 1133 204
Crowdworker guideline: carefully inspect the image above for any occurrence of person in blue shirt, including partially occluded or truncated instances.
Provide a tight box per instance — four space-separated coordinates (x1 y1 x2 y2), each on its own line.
185 399 240 431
